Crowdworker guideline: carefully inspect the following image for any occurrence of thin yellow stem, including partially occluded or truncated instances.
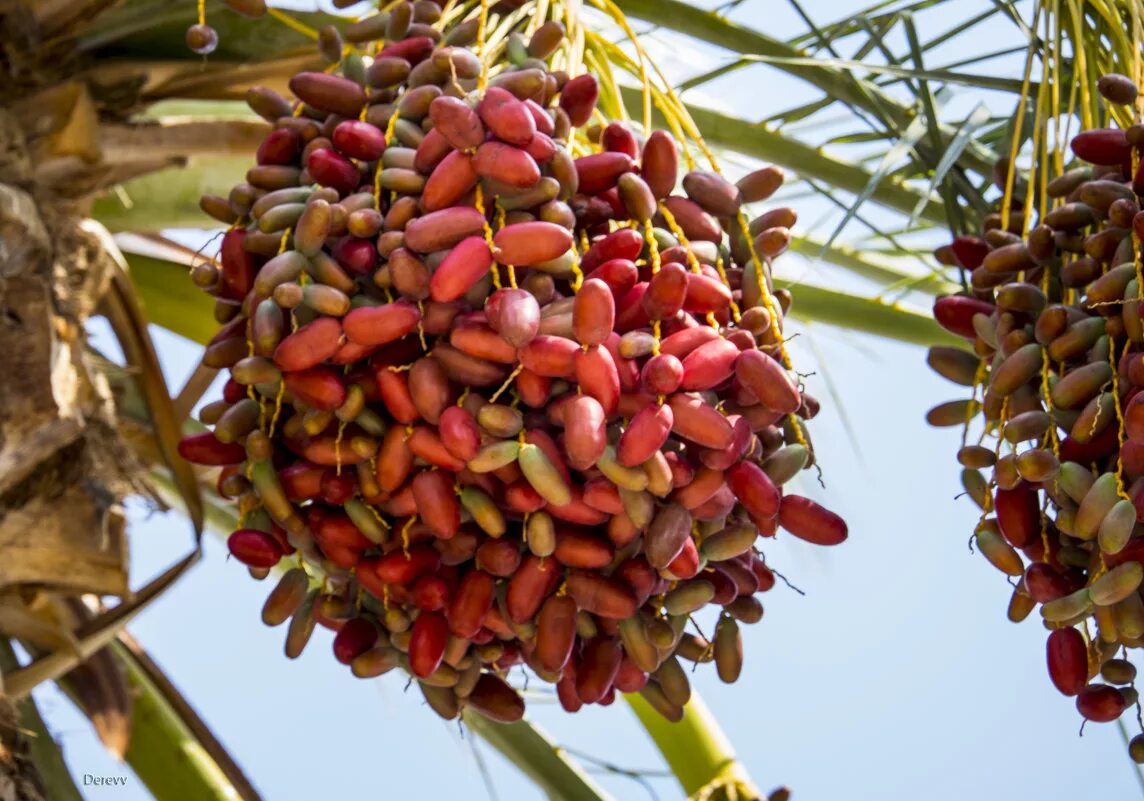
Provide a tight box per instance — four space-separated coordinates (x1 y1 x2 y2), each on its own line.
477 0 491 90
589 0 651 131
1001 0 1043 233
266 7 320 40
1067 0 1093 130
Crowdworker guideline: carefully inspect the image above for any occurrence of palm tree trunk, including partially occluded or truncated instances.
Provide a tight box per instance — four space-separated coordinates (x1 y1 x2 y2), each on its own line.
0 642 83 801
0 106 132 596
0 41 133 796
0 695 47 801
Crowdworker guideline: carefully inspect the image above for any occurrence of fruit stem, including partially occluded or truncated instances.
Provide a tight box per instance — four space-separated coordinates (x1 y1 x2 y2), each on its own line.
461 712 617 801
624 691 761 798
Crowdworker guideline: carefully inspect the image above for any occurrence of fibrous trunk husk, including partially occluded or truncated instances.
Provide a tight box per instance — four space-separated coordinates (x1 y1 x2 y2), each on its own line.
0 694 46 801
0 107 133 597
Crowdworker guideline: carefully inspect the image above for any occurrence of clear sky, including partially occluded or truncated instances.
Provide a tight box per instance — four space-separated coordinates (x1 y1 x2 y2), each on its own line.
35 0 1144 799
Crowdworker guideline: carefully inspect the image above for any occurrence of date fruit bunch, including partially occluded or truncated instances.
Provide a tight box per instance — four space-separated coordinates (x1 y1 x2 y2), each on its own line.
927 73 1144 754
177 0 847 723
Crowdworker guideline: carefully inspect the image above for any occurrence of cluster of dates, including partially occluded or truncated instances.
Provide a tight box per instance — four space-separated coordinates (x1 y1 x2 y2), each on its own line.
928 73 1144 756
177 0 846 723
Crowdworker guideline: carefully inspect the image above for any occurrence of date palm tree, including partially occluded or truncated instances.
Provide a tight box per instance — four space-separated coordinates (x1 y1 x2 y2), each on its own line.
0 0 1131 798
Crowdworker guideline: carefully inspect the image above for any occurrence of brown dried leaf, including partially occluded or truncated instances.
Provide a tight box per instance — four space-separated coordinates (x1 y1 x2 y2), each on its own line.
99 118 270 162
53 599 133 759
0 595 80 655
86 220 204 538
3 548 200 698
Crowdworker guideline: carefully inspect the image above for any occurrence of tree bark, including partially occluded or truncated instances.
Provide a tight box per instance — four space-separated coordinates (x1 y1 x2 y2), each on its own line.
0 111 132 598
0 11 137 791
0 641 82 801
0 696 47 801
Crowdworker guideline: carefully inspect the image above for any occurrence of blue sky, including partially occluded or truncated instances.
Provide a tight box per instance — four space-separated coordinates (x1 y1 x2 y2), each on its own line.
35 0 1144 798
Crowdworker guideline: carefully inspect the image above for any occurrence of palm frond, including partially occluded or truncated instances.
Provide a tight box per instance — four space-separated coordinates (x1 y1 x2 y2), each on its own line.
113 634 264 800
620 86 946 222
